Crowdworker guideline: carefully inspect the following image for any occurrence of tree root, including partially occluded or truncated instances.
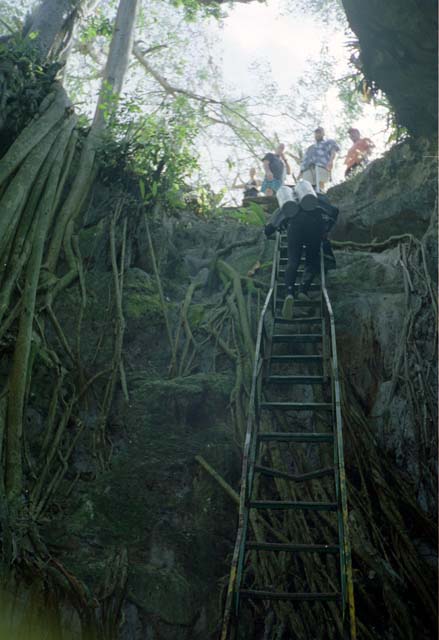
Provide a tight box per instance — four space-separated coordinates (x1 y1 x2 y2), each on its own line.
332 233 415 252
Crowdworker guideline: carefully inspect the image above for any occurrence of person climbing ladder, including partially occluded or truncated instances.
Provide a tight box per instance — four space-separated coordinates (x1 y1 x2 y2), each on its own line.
263 180 338 319
282 203 324 319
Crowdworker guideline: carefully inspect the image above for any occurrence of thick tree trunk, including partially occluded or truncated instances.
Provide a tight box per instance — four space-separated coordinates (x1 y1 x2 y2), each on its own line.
93 0 140 129
47 0 140 270
23 0 85 62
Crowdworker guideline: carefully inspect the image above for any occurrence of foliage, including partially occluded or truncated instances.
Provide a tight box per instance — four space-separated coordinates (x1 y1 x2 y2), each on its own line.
338 39 407 144
0 0 29 32
181 183 225 216
219 201 266 226
97 95 200 209
336 74 364 120
281 0 345 23
78 13 113 44
366 91 409 144
169 0 223 20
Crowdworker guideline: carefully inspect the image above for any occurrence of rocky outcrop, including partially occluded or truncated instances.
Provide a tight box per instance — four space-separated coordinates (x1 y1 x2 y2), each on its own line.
4 143 436 638
326 139 437 513
341 0 438 136
329 138 437 243
37 208 271 639
39 143 435 638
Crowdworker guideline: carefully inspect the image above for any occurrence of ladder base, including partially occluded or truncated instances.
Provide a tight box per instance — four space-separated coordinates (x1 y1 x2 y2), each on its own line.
240 589 340 602
246 542 339 554
255 464 334 482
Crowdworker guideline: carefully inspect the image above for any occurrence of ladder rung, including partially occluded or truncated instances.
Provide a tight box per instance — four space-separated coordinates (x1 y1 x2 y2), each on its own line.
278 268 308 276
279 251 304 256
272 334 322 343
274 316 322 324
279 254 306 261
267 375 324 384
255 464 334 482
280 246 304 253
270 355 322 363
240 589 340 602
260 402 332 411
276 298 320 306
278 270 305 277
257 432 333 443
250 500 338 511
277 282 320 290
245 542 339 554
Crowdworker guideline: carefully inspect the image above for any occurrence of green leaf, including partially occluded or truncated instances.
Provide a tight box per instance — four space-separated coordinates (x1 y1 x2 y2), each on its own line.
139 179 145 200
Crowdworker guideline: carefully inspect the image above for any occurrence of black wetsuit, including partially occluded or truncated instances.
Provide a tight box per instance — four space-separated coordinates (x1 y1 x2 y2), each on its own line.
264 192 338 290
243 179 259 198
316 193 338 268
285 209 324 296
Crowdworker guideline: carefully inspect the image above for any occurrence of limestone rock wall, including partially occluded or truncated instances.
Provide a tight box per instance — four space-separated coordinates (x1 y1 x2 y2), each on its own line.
44 207 272 639
329 138 437 243
8 131 436 639
341 0 438 136
49 135 435 638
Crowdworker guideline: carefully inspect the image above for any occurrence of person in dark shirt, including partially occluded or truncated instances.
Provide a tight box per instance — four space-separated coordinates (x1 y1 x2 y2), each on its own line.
261 152 285 196
264 188 339 320
281 207 324 319
232 167 260 200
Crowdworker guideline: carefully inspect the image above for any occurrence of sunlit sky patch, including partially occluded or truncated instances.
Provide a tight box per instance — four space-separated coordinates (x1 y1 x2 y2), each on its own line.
2 0 391 202
202 0 390 200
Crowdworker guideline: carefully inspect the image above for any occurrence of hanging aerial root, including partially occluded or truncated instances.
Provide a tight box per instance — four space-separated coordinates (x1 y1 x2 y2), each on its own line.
94 201 129 469
217 260 254 361
0 86 69 186
5 114 77 501
332 233 414 252
169 280 201 377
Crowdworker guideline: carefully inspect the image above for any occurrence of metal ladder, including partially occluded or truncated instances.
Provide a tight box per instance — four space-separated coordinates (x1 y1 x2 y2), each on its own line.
220 230 356 640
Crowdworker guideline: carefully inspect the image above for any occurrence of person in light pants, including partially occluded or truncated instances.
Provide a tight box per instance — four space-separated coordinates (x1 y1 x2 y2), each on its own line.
300 126 339 192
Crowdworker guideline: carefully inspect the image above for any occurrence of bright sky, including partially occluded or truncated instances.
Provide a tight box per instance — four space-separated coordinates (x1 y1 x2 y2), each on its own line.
221 2 326 88
202 0 390 202
5 0 390 202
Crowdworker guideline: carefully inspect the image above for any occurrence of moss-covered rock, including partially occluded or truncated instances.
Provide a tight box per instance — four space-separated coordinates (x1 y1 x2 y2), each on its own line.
128 565 195 626
126 372 233 427
123 268 167 323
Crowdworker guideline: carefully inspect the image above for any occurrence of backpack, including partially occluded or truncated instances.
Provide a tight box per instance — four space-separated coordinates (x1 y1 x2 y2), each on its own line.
316 193 339 232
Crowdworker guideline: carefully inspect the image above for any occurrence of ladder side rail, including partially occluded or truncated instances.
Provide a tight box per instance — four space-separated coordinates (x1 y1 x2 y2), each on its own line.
271 231 281 315
320 251 357 640
247 231 280 500
220 232 280 640
320 250 330 383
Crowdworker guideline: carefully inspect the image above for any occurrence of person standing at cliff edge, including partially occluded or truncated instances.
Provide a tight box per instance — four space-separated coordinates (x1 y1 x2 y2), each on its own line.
275 143 291 183
300 126 340 192
232 167 260 202
261 152 285 196
344 127 375 176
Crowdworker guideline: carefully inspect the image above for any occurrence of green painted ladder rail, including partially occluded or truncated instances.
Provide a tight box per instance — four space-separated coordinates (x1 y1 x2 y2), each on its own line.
220 231 357 640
